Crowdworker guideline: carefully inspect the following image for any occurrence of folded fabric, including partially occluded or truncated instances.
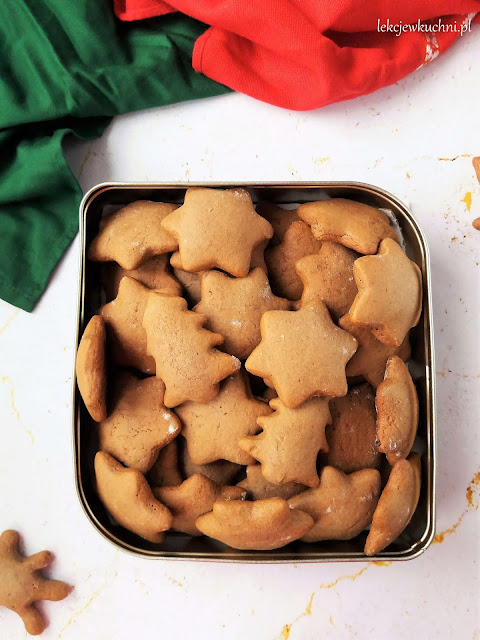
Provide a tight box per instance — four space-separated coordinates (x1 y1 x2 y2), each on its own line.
0 2 229 311
115 0 479 110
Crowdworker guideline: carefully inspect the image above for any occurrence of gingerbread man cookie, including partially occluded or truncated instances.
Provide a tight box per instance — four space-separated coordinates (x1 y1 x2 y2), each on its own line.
76 315 107 422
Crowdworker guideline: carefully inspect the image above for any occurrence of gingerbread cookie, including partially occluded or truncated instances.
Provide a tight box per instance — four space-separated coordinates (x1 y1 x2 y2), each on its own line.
98 372 181 473
364 453 421 555
288 467 381 542
376 356 419 465
179 437 242 485
142 292 240 407
94 452 172 543
256 202 299 245
194 268 289 360
295 242 358 319
325 383 382 473
265 221 322 300
161 187 273 277
76 315 107 422
178 371 271 465
349 238 422 347
195 498 314 550
172 266 203 307
153 474 246 536
100 276 156 374
239 397 331 487
250 239 269 272
237 465 306 501
0 530 69 636
88 201 178 270
473 156 480 183
101 255 182 301
148 441 183 488
339 313 411 387
297 198 398 254
245 299 357 408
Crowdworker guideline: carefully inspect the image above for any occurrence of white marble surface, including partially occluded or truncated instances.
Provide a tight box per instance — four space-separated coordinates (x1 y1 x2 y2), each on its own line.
1 27 479 640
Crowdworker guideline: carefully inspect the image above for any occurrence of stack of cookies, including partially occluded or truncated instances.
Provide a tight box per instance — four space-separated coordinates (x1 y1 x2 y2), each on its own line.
76 187 423 555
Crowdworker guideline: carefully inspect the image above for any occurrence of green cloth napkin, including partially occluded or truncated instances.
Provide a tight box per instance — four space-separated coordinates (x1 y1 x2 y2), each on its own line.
0 1 230 311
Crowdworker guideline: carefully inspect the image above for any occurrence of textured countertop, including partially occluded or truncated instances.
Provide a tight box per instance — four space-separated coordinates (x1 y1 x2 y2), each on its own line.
0 27 479 640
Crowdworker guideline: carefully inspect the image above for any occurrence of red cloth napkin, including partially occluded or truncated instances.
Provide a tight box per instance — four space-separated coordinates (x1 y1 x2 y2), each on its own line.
114 0 479 110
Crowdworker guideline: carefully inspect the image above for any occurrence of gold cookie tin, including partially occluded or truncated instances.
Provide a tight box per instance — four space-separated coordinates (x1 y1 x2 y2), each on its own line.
75 182 436 562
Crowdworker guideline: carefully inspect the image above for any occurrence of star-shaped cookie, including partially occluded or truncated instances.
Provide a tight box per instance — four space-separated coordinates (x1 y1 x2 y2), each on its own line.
88 201 179 270
100 276 156 374
239 397 331 487
193 268 289 360
179 436 242 485
98 372 181 473
142 292 241 407
237 465 307 501
94 451 173 543
148 440 183 488
297 198 398 254
0 530 70 636
76 315 107 422
161 187 273 277
256 201 299 245
245 299 357 408
295 242 358 319
153 473 246 536
349 238 423 347
288 466 381 542
177 371 271 465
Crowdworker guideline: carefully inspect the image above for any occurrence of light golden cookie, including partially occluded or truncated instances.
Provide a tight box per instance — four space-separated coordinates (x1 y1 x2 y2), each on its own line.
256 202 299 245
297 198 398 254
339 313 411 387
288 467 381 542
295 242 358 319
473 156 480 183
245 299 357 408
178 371 271 465
265 221 322 300
100 276 156 374
239 397 331 487
98 372 181 473
172 266 203 307
76 315 107 422
179 437 242 485
101 255 182 301
88 201 178 269
237 465 306 501
153 474 246 536
364 453 421 555
325 383 382 473
350 238 422 347
161 187 273 277
148 440 183 487
376 356 419 465
194 268 289 360
142 292 240 407
94 451 172 543
195 498 314 550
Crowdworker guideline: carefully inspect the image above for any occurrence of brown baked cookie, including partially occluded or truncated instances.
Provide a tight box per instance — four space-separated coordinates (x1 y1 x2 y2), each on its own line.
142 292 240 407
245 299 357 408
265 221 322 300
325 383 382 473
94 451 172 543
256 202 299 245
297 198 398 255
339 314 411 387
195 498 314 550
161 187 273 277
193 268 290 360
376 356 419 465
262 387 278 402
295 242 358 319
288 467 381 542
172 266 203 307
237 465 307 500
88 201 178 270
239 397 331 487
76 315 107 422
147 441 183 488
98 372 181 473
250 239 268 272
350 238 423 347
473 156 480 183
364 453 421 555
178 371 271 465
179 437 242 485
0 530 70 636
100 276 156 374
101 255 182 301
153 474 246 536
